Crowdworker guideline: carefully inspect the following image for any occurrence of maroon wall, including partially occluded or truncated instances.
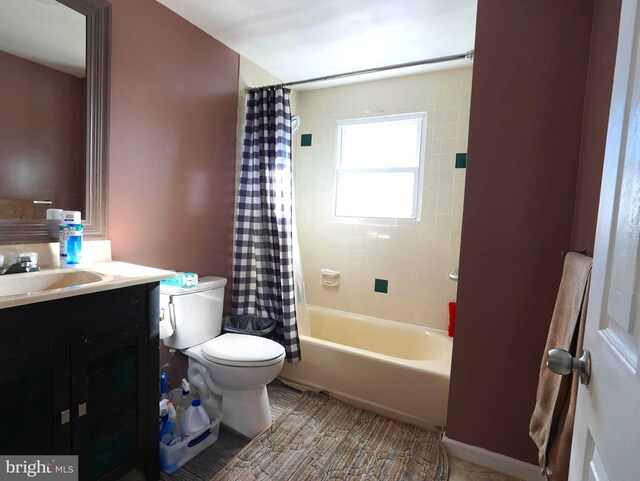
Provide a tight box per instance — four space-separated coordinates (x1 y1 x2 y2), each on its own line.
446 0 594 463
0 51 85 215
108 0 239 387
571 0 622 254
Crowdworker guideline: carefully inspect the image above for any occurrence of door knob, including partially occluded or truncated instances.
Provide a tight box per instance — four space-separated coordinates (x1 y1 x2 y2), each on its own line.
546 348 591 385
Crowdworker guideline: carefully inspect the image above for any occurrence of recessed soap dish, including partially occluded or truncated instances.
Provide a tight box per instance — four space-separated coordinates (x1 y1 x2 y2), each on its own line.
320 269 340 287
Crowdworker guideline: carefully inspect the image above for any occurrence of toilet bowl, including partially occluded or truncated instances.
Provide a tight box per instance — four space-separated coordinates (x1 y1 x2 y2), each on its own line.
185 334 285 437
160 277 286 438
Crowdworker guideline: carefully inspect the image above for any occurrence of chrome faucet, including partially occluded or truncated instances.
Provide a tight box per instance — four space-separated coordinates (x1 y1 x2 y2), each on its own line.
0 252 40 275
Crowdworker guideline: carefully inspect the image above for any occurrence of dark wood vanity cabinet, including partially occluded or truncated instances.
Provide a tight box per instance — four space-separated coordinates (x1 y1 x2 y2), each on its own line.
0 284 160 481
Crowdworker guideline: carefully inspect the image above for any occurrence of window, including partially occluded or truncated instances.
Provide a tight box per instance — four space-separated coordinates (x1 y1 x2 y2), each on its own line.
335 113 425 219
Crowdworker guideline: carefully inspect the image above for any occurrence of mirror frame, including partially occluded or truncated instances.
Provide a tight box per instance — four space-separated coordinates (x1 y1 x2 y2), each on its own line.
0 0 111 244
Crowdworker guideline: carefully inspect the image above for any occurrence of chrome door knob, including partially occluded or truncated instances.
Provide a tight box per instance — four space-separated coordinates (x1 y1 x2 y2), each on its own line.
546 348 591 385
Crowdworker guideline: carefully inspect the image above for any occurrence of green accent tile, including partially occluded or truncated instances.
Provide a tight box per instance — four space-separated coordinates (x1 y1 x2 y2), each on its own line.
455 152 467 169
300 133 312 147
374 278 388 294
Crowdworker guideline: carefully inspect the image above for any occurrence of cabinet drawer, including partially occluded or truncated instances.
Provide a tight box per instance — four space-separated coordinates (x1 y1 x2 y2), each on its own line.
1 284 154 361
65 285 149 340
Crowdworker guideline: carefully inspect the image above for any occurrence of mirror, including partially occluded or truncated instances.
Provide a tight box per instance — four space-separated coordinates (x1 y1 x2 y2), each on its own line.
0 0 110 244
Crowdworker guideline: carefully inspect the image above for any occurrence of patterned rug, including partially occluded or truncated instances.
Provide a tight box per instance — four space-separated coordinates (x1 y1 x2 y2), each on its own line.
211 392 448 481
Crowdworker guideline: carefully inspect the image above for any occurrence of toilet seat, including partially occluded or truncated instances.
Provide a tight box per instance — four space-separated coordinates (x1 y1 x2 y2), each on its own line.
201 333 286 367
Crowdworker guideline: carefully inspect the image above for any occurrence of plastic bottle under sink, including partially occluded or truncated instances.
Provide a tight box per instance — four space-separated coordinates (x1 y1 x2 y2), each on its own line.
179 400 210 438
170 379 194 427
159 399 178 445
172 379 192 409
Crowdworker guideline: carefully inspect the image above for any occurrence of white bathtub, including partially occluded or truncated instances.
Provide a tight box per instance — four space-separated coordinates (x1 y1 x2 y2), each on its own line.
280 305 452 430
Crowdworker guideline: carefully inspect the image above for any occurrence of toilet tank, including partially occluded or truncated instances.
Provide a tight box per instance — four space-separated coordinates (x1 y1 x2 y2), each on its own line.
160 276 227 350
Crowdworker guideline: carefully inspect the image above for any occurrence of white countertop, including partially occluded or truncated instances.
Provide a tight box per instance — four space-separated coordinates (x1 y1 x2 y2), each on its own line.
0 261 174 310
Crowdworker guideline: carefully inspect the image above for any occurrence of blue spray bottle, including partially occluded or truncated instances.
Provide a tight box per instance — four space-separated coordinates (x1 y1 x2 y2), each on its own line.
59 211 83 267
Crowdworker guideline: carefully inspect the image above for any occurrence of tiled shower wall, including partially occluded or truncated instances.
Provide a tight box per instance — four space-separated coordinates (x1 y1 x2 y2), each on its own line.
294 67 472 330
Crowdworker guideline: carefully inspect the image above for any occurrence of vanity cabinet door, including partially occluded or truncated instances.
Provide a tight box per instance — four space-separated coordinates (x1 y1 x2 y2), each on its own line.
71 323 149 481
0 347 71 454
0 283 159 480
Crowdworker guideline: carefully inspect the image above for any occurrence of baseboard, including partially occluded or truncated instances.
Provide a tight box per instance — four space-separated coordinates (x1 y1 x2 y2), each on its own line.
443 435 546 481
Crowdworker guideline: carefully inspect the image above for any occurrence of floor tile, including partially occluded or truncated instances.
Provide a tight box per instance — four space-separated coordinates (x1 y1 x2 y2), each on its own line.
448 456 524 481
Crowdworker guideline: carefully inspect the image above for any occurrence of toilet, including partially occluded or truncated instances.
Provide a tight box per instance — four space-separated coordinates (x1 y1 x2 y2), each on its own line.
160 276 286 438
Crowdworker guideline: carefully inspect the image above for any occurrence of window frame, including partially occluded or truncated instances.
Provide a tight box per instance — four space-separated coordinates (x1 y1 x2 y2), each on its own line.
334 112 427 220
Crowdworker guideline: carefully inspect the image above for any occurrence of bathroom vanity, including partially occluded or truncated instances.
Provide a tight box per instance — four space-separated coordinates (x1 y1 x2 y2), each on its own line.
0 251 172 481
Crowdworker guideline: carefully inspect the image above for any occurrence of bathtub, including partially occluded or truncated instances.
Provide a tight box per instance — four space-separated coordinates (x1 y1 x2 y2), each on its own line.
279 305 452 430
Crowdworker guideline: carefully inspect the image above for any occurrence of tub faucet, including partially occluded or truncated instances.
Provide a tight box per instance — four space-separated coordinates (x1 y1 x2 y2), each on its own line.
0 252 40 275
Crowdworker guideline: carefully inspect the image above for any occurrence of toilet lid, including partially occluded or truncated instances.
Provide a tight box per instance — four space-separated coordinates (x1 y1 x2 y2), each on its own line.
201 333 286 367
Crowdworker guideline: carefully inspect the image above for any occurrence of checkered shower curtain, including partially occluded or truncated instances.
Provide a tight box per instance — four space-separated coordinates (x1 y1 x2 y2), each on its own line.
232 86 301 362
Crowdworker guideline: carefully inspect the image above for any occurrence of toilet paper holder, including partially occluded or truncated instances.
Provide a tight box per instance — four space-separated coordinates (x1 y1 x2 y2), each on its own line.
159 305 175 340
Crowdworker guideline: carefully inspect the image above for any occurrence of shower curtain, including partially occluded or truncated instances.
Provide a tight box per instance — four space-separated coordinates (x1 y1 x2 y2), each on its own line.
232 86 301 363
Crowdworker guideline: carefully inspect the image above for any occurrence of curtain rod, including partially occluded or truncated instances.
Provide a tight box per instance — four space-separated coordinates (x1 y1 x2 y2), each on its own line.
285 50 474 87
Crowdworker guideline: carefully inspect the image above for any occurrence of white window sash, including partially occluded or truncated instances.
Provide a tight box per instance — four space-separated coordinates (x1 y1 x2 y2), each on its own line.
335 167 420 219
334 113 426 220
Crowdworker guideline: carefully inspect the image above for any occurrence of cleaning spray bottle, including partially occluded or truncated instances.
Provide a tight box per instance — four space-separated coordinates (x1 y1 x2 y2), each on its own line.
159 399 178 445
160 372 168 401
172 379 192 427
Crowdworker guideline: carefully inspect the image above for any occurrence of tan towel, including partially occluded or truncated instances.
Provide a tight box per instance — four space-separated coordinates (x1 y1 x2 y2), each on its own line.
529 252 593 480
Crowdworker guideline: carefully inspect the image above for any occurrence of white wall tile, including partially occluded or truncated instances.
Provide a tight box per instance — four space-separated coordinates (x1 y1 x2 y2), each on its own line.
295 67 471 329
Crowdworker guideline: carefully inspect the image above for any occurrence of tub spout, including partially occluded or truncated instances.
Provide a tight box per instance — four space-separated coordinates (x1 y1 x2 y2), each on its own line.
449 267 459 281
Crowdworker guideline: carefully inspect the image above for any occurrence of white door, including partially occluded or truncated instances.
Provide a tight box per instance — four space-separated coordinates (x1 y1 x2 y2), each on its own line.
568 0 640 479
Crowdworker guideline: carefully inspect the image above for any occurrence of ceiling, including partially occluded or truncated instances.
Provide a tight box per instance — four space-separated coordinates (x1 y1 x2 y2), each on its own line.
157 0 477 90
0 0 86 77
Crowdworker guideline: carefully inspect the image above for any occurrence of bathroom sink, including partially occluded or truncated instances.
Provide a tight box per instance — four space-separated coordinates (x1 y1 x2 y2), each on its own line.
0 270 104 297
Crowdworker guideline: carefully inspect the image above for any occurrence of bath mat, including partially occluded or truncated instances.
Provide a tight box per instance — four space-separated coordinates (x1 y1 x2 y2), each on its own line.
211 392 448 481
